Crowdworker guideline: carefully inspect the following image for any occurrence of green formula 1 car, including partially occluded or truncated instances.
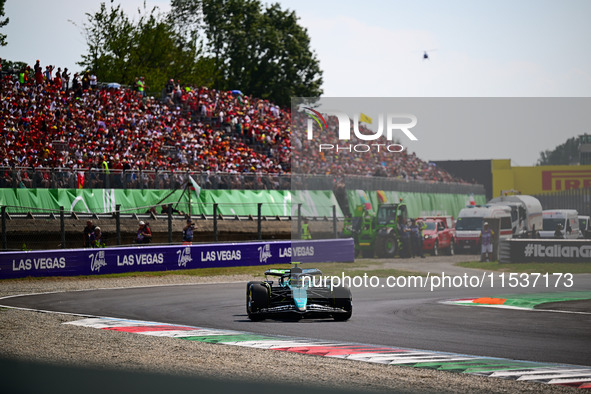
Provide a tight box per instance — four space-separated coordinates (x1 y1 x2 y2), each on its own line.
246 264 352 321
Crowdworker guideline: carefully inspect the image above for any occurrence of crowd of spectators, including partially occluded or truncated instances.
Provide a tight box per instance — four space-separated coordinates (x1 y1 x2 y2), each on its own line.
1 61 289 174
291 112 465 184
0 59 470 189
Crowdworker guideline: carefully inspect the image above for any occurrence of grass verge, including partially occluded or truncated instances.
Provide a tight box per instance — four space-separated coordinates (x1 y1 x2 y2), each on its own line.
456 261 591 274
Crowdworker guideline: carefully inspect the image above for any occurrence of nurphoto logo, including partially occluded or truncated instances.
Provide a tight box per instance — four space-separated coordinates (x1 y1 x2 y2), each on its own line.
303 107 418 153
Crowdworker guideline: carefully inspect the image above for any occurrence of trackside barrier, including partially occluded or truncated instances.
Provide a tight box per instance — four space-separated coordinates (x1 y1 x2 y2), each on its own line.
499 239 591 263
0 239 354 280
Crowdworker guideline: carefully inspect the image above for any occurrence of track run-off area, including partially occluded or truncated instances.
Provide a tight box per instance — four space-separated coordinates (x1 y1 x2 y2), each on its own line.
1 256 591 391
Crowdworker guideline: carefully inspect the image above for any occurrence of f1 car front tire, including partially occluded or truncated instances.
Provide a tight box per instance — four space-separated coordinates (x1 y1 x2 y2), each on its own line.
246 281 269 321
331 285 352 321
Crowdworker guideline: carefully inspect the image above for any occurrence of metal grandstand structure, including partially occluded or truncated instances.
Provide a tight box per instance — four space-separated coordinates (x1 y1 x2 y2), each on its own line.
0 167 485 194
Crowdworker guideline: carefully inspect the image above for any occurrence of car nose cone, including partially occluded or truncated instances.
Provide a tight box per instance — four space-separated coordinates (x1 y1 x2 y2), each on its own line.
292 287 307 312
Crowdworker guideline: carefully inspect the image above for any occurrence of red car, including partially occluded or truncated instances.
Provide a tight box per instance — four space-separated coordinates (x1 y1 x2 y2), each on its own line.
418 217 456 256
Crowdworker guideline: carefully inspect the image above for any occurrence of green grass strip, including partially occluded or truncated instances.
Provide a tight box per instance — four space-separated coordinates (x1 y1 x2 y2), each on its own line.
414 358 542 372
456 261 591 274
182 334 275 343
495 291 591 309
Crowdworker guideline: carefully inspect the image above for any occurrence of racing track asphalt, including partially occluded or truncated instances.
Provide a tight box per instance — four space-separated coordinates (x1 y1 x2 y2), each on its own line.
2 273 591 367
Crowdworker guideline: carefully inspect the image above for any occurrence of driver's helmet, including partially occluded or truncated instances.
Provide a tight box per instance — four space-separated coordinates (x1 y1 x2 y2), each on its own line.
289 266 304 287
290 273 304 287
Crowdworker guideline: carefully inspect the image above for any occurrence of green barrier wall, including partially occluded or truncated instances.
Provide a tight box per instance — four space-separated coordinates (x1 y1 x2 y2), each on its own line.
0 189 343 218
0 188 484 220
347 190 487 219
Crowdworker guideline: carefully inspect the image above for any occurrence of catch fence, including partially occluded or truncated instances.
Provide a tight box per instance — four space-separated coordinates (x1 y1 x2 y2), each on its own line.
0 167 485 195
0 201 342 251
534 188 591 216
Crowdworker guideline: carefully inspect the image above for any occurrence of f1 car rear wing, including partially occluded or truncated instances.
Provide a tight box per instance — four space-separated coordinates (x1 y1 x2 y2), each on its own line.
264 268 323 277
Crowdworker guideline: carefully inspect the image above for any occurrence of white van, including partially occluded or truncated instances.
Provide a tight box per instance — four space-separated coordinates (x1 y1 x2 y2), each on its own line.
487 195 543 238
455 205 513 252
539 210 580 239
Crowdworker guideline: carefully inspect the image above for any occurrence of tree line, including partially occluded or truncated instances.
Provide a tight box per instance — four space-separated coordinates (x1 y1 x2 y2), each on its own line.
77 0 323 107
537 136 581 166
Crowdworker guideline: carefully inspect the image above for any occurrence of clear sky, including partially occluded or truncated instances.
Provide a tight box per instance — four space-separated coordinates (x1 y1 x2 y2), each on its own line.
2 0 590 166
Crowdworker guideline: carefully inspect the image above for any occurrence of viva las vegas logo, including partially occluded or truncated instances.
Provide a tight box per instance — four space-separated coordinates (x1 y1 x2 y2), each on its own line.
303 106 418 153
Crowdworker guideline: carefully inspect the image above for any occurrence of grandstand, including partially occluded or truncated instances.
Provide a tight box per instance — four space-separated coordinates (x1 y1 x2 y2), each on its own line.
0 60 470 186
0 61 487 251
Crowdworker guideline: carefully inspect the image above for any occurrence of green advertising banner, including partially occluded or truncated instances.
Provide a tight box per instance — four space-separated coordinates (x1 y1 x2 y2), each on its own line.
0 188 483 220
346 189 487 219
0 189 343 218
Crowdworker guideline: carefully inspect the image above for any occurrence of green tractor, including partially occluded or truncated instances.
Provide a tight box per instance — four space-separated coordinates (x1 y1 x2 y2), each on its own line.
342 202 408 258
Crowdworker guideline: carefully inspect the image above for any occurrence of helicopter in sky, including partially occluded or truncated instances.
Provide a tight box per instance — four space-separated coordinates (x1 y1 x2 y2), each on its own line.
420 49 437 60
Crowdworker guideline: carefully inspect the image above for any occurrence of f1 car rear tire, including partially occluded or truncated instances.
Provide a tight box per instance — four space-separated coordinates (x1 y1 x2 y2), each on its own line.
331 286 352 321
246 281 269 321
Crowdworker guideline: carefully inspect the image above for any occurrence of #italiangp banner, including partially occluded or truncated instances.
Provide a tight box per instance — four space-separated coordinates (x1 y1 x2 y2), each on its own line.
0 188 343 218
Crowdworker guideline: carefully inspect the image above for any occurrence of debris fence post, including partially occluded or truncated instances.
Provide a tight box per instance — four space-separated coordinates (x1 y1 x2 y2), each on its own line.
333 205 338 238
213 203 218 242
60 206 65 249
115 204 121 245
1 206 6 250
297 204 302 240
257 203 262 240
167 204 173 244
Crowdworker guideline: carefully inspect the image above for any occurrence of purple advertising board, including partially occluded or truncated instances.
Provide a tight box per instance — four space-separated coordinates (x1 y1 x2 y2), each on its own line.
0 239 354 280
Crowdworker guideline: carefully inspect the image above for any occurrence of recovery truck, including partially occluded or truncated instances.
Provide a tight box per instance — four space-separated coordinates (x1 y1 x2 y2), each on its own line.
417 216 456 256
342 201 408 258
